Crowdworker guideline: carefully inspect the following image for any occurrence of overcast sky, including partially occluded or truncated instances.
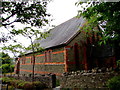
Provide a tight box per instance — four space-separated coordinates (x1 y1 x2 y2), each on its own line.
47 0 79 26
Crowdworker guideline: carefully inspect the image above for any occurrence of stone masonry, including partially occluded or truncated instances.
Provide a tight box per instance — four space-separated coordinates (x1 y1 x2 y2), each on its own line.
59 70 120 88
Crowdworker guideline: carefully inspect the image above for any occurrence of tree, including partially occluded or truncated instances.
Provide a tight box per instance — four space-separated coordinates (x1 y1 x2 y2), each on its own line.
0 1 50 43
0 52 12 64
1 1 51 79
77 1 120 44
0 52 14 73
1 1 51 56
1 1 51 58
77 1 120 60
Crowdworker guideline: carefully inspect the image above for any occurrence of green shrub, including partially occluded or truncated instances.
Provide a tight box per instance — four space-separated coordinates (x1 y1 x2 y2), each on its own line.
10 79 24 88
17 81 46 89
107 76 120 90
18 81 31 89
1 77 15 84
0 64 15 74
1 64 11 73
33 81 46 89
1 77 46 89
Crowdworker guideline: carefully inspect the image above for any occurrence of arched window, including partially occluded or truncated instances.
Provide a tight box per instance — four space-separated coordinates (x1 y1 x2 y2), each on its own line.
44 50 52 62
22 57 26 64
48 50 52 62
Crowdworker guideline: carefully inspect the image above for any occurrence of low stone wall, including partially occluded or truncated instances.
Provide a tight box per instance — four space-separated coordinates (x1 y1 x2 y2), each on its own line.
4 73 56 88
59 71 120 88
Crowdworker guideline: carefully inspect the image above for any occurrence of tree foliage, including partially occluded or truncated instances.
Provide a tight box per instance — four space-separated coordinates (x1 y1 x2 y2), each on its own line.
2 1 50 28
1 27 49 57
0 52 12 64
0 52 14 73
1 1 51 57
77 1 120 45
0 1 50 43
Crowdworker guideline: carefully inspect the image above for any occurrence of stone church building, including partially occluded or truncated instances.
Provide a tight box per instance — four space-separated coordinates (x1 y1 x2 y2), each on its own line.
14 17 116 75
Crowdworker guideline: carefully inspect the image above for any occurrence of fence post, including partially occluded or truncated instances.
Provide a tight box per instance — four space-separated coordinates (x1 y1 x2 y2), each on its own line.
51 74 56 88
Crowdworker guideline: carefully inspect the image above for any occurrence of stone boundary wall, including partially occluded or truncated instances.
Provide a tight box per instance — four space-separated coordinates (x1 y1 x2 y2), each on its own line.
59 71 120 88
4 74 56 88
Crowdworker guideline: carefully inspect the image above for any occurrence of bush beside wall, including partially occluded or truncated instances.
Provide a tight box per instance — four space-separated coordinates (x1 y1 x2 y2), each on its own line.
107 76 120 90
1 77 46 89
2 73 56 88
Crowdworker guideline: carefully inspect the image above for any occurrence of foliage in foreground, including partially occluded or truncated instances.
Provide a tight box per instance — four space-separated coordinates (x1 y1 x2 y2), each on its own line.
1 1 50 43
1 77 46 89
0 52 15 74
107 76 120 90
77 1 120 61
0 64 14 74
1 1 51 58
77 2 120 45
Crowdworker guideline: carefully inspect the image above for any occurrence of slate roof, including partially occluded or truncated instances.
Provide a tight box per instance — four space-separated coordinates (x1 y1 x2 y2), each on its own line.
34 17 86 49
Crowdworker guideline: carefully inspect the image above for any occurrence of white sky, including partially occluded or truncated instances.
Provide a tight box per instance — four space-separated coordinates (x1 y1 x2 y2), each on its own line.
47 0 79 26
